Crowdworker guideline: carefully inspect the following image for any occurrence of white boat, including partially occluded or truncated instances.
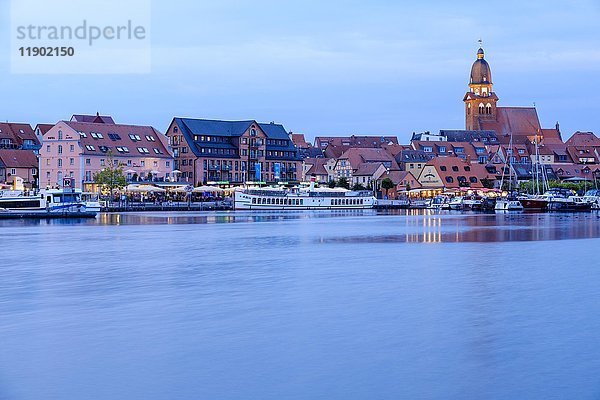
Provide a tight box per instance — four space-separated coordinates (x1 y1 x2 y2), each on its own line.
233 185 376 210
0 188 98 217
448 196 464 210
494 199 524 212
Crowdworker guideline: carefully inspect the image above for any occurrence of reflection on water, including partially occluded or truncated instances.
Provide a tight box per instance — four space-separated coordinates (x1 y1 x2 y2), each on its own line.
2 210 600 399
2 210 598 243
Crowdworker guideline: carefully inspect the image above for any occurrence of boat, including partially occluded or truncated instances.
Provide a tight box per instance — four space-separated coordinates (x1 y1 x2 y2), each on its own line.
582 189 600 210
494 198 524 212
518 195 549 211
447 196 464 210
409 199 428 209
544 188 593 212
233 185 376 210
427 195 449 209
462 195 483 211
0 188 98 218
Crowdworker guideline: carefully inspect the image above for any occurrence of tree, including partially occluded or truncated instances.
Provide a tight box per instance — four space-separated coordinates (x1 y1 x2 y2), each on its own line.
328 179 337 188
381 177 395 198
93 152 127 199
337 177 350 189
352 183 366 191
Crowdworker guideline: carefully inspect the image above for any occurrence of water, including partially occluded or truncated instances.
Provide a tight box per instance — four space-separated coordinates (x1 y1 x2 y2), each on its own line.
2 211 600 399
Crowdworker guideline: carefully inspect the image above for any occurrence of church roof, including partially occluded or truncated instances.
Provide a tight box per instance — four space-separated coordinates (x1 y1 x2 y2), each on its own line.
470 48 492 85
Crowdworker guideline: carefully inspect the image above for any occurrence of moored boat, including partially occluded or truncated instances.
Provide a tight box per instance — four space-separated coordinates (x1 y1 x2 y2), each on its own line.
233 185 376 210
0 188 98 218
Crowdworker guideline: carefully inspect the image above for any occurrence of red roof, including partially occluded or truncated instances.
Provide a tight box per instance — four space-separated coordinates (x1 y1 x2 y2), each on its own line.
337 147 398 170
425 157 491 188
479 107 541 144
0 123 39 147
305 158 330 176
0 149 38 168
565 131 600 147
51 121 172 159
71 114 116 124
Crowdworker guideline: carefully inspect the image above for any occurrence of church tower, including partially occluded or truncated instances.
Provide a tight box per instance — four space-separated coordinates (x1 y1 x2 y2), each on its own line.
463 47 499 130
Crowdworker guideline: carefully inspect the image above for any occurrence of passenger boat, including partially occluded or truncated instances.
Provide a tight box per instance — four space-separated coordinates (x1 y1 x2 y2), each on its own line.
233 185 376 210
0 188 98 218
447 196 464 210
582 189 600 210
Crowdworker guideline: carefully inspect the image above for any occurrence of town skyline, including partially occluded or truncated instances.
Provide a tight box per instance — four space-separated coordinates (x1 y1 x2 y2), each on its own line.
0 0 598 142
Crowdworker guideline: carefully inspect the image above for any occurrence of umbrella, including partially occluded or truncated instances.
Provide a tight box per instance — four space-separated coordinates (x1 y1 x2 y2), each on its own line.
124 169 136 174
127 184 166 193
150 170 160 175
171 169 182 174
193 185 224 193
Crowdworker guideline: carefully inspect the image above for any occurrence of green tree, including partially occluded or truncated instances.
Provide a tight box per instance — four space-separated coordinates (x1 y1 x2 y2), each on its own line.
93 152 127 199
328 179 337 188
337 177 350 189
352 183 366 191
381 177 395 198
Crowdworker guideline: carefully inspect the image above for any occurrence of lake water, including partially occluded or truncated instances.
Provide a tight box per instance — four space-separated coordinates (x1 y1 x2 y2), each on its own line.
2 210 600 399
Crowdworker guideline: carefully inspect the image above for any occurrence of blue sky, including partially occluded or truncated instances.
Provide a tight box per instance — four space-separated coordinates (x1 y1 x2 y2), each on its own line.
1 0 598 142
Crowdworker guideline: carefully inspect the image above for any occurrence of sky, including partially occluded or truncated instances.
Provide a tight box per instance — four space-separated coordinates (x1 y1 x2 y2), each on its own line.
0 0 598 143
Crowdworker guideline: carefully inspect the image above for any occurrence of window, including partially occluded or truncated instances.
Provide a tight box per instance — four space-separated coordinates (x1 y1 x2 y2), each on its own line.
445 176 454 183
85 145 96 151
129 134 142 141
70 145 74 152
58 130 63 140
454 147 464 154
46 145 50 152
464 166 471 171
57 159 62 167
469 177 478 183
70 158 74 165
452 166 459 172
79 131 87 138
85 158 91 165
423 146 433 153
137 147 150 154
100 159 105 166
475 147 485 154
145 135 156 142
438 146 446 153
99 146 109 153
440 166 447 171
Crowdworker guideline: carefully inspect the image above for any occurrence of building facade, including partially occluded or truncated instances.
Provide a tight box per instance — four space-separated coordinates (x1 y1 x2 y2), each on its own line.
166 118 302 185
40 116 173 190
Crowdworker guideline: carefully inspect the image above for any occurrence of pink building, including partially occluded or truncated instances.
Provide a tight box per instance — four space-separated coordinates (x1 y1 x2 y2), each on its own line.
40 115 173 190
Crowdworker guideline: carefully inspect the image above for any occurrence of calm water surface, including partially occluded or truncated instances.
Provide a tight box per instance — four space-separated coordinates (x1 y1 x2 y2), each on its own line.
1 210 600 399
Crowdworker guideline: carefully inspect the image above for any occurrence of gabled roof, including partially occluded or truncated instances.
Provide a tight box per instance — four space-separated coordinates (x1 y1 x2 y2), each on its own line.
439 130 498 143
424 157 491 188
71 114 116 124
0 149 38 168
0 123 40 147
354 162 385 176
305 158 330 176
175 118 255 138
314 135 399 149
337 147 398 170
565 131 600 147
379 170 422 188
52 121 172 158
395 149 432 164
479 107 541 143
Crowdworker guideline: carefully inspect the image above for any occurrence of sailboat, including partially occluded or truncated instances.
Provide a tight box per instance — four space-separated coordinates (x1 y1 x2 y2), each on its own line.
495 133 524 212
519 132 550 211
